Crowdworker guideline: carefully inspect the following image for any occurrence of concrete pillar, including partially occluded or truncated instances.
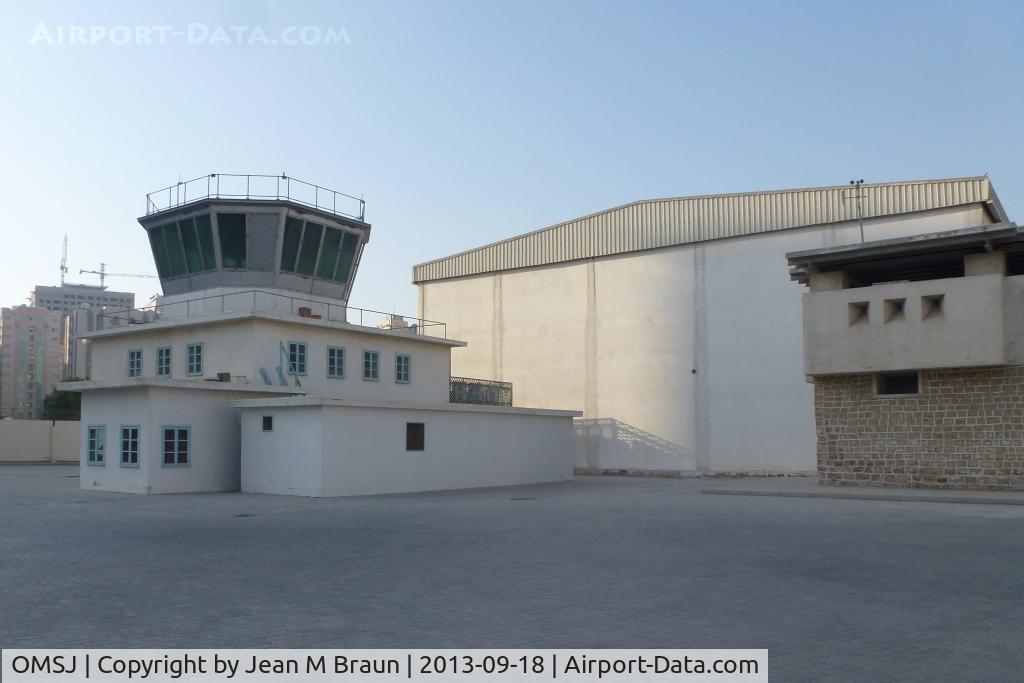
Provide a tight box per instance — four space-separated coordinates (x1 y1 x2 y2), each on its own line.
809 270 849 292
964 251 1006 276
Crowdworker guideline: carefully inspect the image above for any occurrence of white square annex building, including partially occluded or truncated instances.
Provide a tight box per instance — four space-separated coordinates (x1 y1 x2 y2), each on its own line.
62 174 578 496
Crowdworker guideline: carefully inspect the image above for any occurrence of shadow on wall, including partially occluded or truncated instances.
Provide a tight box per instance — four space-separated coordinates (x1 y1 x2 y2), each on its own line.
574 418 696 471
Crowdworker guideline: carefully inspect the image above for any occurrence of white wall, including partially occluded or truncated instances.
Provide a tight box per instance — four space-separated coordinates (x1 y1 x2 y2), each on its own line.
79 386 263 493
88 317 453 403
418 205 994 474
802 273 1007 374
0 420 79 463
240 404 574 497
240 407 324 496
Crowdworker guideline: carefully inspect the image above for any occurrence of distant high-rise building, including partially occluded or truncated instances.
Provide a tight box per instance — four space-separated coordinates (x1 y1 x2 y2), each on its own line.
31 283 134 316
30 283 136 380
0 306 64 419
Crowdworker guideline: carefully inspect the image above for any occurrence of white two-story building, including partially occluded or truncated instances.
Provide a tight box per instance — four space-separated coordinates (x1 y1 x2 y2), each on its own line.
62 174 578 496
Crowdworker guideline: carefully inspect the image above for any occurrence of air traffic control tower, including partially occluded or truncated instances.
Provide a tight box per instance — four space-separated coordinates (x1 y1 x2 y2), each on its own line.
141 173 371 306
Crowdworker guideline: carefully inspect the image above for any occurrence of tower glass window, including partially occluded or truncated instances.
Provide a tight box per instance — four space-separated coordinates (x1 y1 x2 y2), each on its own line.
217 213 247 268
295 222 323 276
162 222 187 276
148 225 172 278
280 217 304 272
335 232 360 283
178 217 204 273
317 228 343 279
194 214 216 269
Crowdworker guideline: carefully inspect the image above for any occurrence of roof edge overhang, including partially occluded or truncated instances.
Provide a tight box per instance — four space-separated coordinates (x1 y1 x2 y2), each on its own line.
412 176 1005 284
78 310 467 347
786 222 1023 285
139 198 372 233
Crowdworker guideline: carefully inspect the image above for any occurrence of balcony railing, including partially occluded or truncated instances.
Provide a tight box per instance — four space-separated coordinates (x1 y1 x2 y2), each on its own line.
96 289 446 338
449 377 513 407
145 173 366 222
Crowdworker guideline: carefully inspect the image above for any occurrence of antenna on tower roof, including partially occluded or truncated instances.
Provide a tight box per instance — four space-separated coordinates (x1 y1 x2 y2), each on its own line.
845 179 866 242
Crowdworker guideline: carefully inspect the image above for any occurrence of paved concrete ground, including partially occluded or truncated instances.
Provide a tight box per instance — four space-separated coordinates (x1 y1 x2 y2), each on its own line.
701 475 1024 504
3 465 1024 682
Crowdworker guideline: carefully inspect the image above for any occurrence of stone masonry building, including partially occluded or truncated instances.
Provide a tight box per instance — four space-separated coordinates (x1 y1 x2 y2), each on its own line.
788 223 1024 490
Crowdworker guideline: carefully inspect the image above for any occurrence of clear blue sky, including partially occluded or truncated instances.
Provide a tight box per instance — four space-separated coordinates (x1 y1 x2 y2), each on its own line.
1 0 1021 314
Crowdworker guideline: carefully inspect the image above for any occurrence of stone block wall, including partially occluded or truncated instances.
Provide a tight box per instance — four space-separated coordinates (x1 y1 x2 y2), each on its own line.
814 367 1024 490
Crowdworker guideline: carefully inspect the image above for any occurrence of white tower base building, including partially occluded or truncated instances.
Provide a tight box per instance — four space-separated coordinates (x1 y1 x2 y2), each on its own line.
63 174 577 496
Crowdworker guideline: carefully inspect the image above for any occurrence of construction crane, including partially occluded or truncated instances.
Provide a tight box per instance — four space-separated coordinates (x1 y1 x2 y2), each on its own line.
79 263 157 288
59 235 69 285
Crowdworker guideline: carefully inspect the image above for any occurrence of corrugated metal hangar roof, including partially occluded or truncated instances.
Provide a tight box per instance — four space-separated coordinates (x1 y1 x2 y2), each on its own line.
412 176 1007 283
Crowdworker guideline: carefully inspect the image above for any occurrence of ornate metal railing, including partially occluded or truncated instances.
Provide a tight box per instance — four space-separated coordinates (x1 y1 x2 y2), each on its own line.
145 173 365 222
449 377 513 407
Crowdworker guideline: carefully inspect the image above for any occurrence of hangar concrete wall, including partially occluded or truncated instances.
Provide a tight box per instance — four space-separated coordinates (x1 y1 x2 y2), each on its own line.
417 205 994 474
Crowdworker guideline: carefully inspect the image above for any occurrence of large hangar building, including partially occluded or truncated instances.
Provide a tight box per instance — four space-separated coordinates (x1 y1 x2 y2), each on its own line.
413 177 1008 475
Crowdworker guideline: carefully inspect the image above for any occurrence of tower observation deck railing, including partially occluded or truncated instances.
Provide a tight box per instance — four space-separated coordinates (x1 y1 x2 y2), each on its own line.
145 173 366 222
96 289 446 338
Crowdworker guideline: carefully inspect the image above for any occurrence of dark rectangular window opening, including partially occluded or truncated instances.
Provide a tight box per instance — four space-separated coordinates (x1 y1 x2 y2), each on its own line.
262 415 273 432
317 227 343 279
194 214 216 269
148 226 172 278
295 222 323 276
179 218 204 273
280 216 304 272
406 422 425 451
334 232 359 283
217 213 247 268
877 372 920 396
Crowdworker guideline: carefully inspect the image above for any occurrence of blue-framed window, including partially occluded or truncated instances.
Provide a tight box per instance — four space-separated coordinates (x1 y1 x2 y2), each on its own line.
156 346 171 377
128 349 142 378
186 343 203 376
87 426 105 465
161 426 190 467
288 341 308 375
395 353 411 384
120 426 140 467
327 346 345 378
363 350 379 381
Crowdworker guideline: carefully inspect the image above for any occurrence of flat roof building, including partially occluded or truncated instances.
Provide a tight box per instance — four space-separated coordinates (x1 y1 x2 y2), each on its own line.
62 173 577 495
31 283 135 317
788 223 1024 490
0 306 64 419
413 176 1008 476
